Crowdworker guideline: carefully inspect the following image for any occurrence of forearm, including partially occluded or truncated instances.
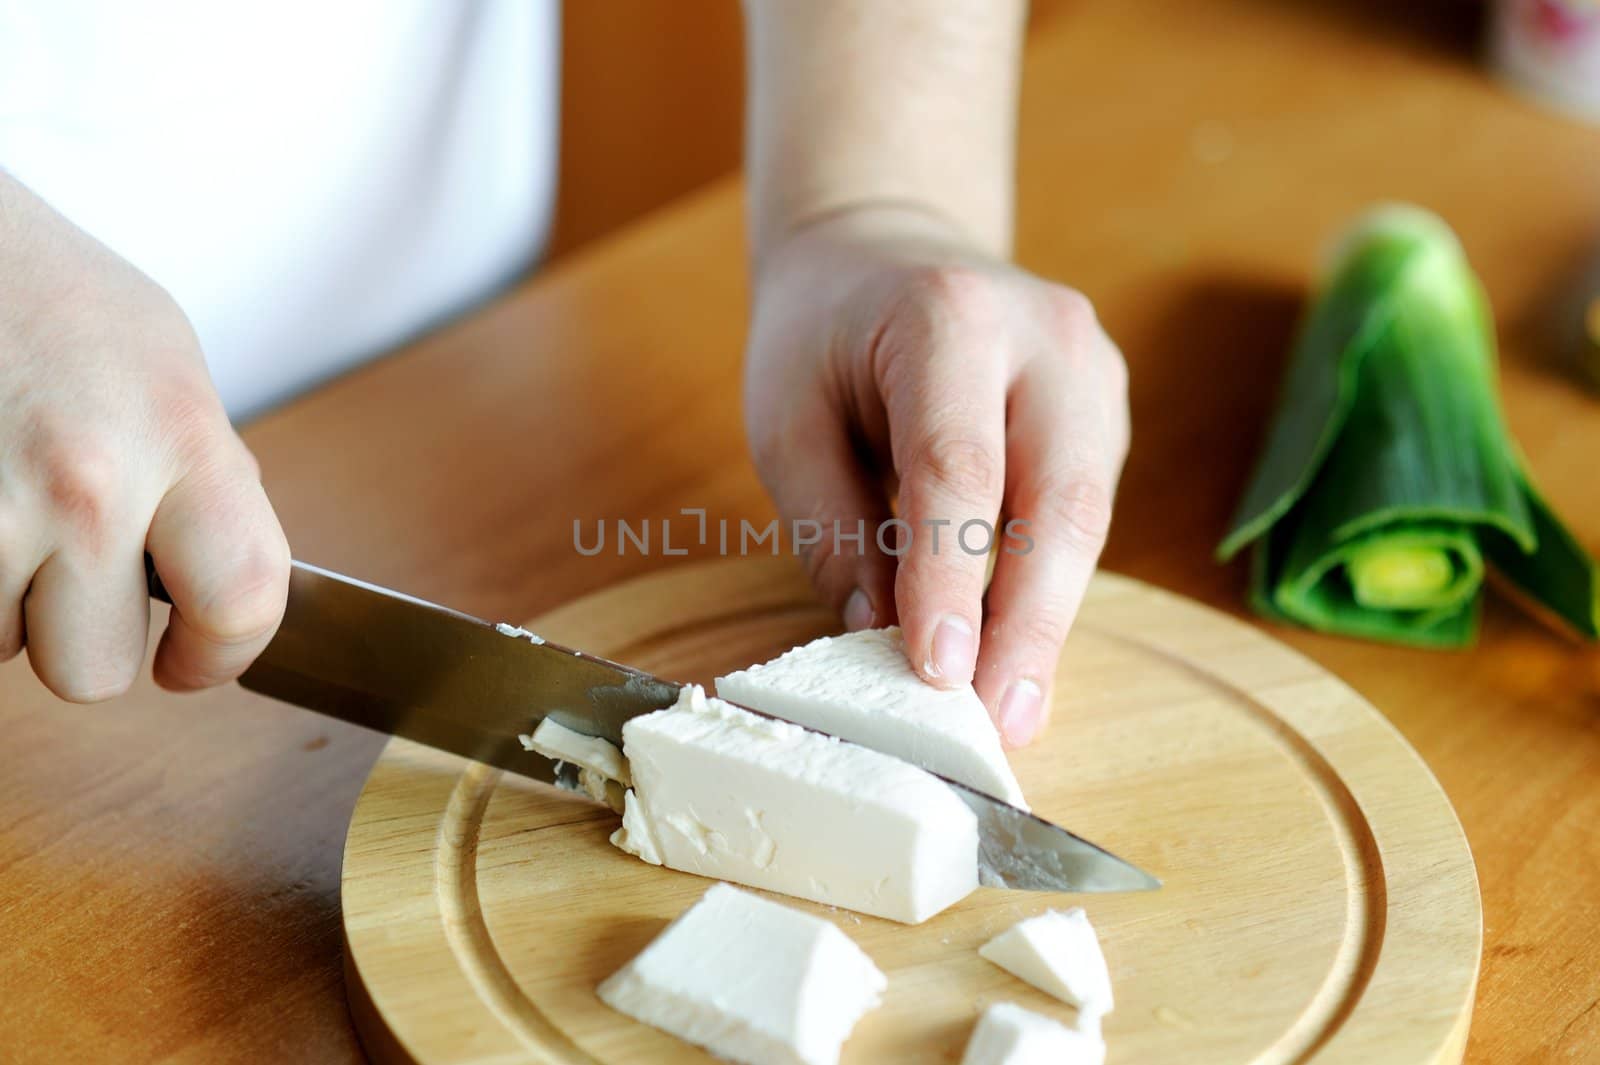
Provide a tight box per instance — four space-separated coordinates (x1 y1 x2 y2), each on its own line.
742 0 1027 269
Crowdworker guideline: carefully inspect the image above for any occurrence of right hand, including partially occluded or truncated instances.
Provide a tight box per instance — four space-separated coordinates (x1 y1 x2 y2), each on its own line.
0 175 290 701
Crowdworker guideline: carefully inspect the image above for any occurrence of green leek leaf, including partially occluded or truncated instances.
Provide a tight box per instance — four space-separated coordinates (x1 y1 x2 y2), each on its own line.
1219 205 1599 646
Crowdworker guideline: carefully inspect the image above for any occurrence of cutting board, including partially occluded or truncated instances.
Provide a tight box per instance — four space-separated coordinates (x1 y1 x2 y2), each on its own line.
341 557 1480 1064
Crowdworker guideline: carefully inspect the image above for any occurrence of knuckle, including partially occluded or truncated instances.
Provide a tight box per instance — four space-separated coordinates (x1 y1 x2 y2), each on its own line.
909 435 1002 505
29 620 146 703
158 391 237 467
1104 341 1130 394
1040 285 1097 338
26 427 124 545
907 264 995 316
1030 473 1114 552
1092 334 1131 406
120 282 204 357
881 266 1000 357
793 510 852 593
999 606 1074 659
1053 477 1115 550
1036 287 1112 374
43 663 136 704
799 537 845 594
194 537 291 646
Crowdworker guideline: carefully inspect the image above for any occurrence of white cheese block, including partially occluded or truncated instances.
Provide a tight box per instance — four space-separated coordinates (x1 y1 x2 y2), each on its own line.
613 789 662 865
978 908 1114 1016
610 685 978 923
960 1003 1105 1065
716 627 1027 809
599 883 885 1065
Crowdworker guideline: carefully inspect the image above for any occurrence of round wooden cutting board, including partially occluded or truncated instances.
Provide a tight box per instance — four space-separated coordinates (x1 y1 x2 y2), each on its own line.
341 557 1480 1064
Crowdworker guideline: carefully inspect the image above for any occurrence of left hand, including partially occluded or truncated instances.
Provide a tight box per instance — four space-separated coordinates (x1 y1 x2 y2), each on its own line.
743 205 1129 747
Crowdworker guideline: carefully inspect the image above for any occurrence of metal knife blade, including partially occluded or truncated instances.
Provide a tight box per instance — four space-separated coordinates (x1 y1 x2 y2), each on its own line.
148 558 1158 893
243 562 682 779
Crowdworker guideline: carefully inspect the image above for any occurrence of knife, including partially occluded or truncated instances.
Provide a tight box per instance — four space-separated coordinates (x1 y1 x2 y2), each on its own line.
146 557 1158 894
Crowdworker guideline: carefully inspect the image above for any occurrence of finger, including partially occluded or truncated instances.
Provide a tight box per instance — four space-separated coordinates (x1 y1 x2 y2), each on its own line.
976 335 1127 747
882 277 1009 688
24 542 151 703
0 516 38 663
752 401 897 632
0 591 22 664
146 461 290 691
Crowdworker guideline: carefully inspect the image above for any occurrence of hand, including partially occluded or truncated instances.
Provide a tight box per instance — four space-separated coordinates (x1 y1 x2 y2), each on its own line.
0 176 290 701
743 205 1129 747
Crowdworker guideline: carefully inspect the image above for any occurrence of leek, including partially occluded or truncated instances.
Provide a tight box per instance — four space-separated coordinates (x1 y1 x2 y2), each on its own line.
1218 205 1599 647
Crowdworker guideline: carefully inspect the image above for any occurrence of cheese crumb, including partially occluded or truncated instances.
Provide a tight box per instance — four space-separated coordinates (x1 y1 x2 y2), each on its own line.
494 621 546 644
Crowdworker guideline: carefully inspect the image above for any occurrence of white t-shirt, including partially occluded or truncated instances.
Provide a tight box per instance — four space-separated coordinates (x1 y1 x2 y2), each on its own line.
0 0 560 419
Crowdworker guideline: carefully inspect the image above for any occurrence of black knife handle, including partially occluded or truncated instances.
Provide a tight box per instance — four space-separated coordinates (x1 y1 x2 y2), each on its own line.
144 553 172 605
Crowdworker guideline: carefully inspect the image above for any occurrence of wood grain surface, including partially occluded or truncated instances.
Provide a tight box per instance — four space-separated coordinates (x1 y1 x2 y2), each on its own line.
548 0 745 258
343 558 1480 1064
0 2 1594 1062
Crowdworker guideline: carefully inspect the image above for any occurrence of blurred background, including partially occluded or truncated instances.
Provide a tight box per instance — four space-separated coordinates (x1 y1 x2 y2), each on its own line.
547 0 1546 260
548 0 1075 257
551 0 1600 386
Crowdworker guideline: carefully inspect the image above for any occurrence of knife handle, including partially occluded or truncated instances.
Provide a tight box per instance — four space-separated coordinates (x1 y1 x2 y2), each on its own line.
144 553 173 605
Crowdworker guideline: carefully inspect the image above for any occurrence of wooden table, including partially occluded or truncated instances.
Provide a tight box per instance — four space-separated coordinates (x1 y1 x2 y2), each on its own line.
1 3 1595 1062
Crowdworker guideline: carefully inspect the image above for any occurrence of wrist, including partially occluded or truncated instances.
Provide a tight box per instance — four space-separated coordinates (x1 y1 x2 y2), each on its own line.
754 199 1002 293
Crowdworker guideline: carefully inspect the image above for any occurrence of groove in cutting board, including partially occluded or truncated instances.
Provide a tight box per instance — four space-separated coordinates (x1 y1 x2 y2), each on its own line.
436 763 599 1065
342 557 1480 1064
1100 631 1389 1059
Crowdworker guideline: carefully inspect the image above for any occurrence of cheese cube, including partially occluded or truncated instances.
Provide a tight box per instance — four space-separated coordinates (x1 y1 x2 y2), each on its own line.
960 1002 1105 1065
978 908 1114 1015
610 685 978 923
716 628 1028 808
598 883 886 1065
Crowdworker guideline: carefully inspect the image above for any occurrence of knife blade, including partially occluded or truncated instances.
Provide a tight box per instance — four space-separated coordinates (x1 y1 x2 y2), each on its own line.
147 557 1158 893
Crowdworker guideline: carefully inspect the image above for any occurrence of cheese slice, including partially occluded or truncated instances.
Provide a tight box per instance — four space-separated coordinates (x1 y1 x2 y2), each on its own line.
978 908 1114 1016
599 883 886 1065
610 685 978 923
960 1003 1105 1065
518 717 631 786
716 627 1027 808
518 717 629 812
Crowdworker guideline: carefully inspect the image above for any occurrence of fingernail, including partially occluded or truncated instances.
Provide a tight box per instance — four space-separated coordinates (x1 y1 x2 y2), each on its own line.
843 588 875 631
1000 678 1043 747
927 615 976 685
